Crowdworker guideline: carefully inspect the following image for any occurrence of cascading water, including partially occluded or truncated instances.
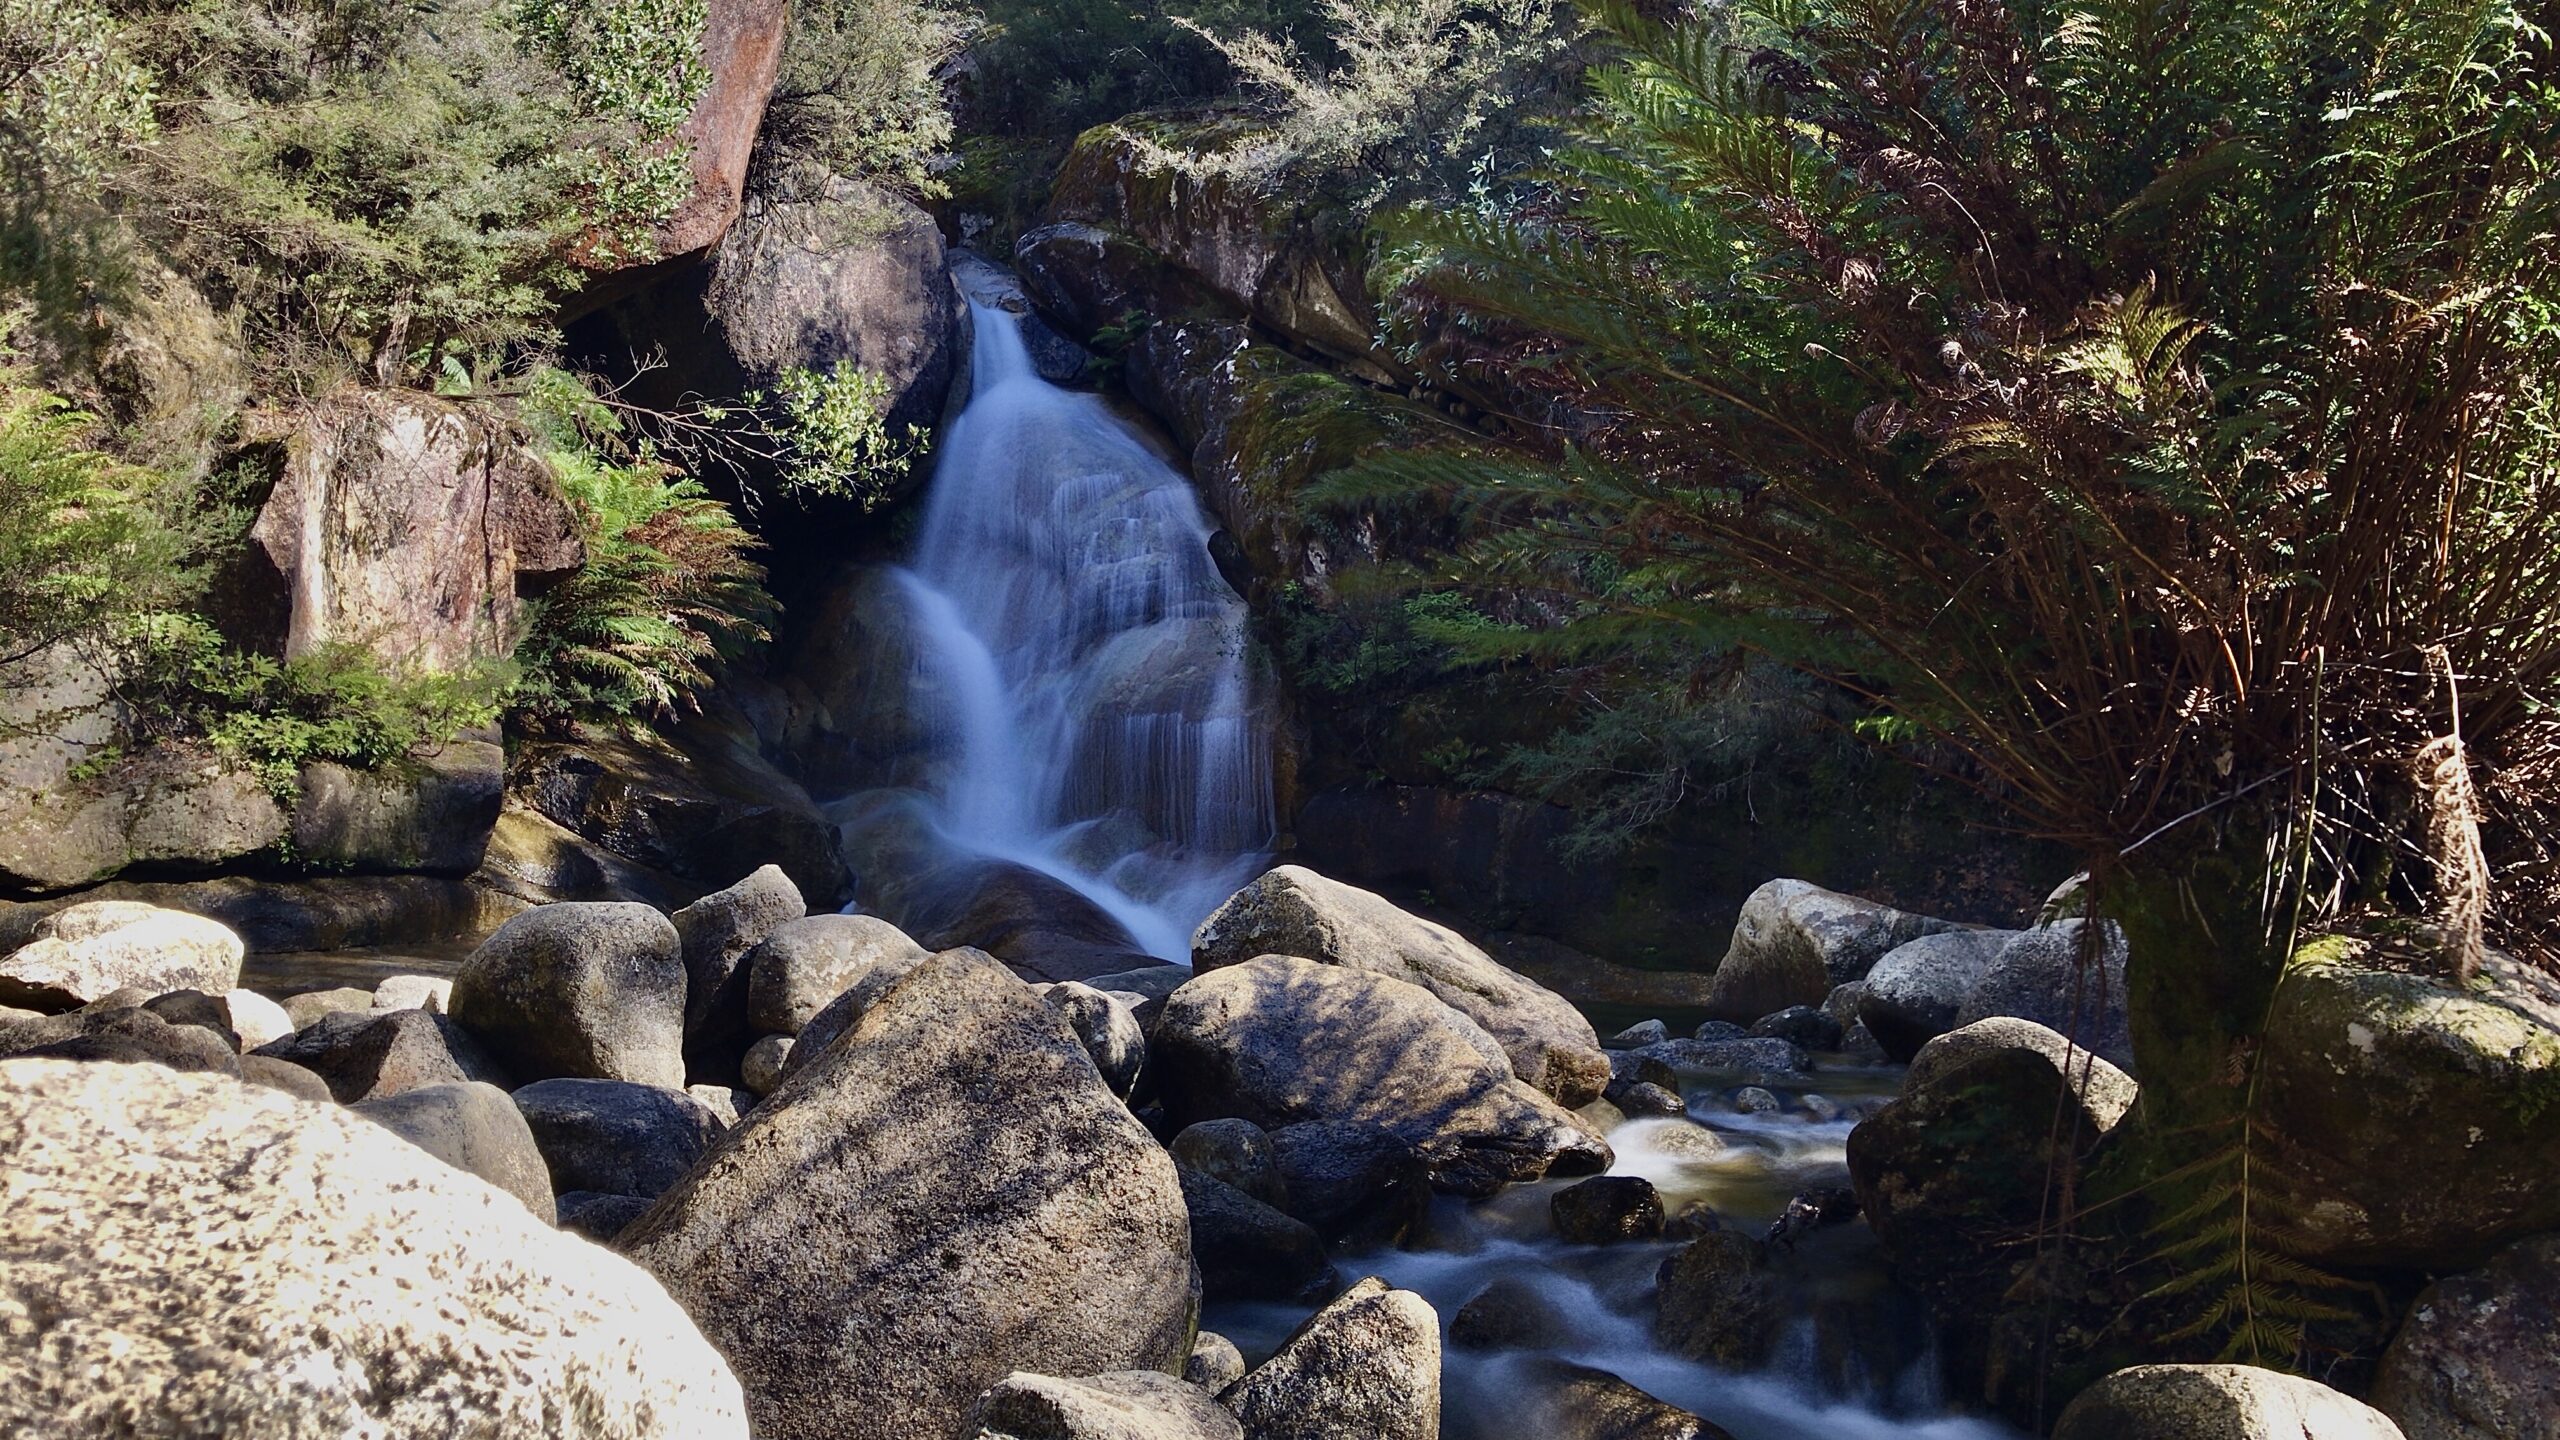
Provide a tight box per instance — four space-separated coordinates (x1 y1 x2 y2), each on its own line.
881 281 1274 959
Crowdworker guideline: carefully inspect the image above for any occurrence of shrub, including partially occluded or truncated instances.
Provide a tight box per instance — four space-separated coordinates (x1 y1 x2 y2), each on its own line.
759 0 972 196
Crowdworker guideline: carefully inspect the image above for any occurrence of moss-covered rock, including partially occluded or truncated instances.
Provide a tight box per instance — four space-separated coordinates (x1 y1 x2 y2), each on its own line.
2256 941 2560 1269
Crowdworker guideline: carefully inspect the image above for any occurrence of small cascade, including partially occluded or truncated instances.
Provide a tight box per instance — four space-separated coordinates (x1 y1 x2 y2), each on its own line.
882 282 1274 959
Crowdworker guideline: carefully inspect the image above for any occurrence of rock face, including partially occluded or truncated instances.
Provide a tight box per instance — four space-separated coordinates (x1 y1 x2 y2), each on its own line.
2052 1365 2405 1440
965 1370 1245 1440
2256 944 2560 1268
449 902 688 1089
620 949 1197 1440
1704 880 1960 1022
290 739 505 876
1152 956 1611 1197
511 1078 725 1201
651 0 790 259
1857 929 2015 1062
353 1081 556 1219
1191 866 1608 1106
0 1058 748 1438
2373 1233 2560 1440
1220 1277 1441 1440
250 389 582 672
1952 920 2135 1071
0 901 243 1011
746 913 928 1034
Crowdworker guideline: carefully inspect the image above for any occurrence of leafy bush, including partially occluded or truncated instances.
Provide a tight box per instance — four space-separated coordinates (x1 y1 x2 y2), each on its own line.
966 0 1325 141
0 0 157 314
760 0 971 196
510 370 772 729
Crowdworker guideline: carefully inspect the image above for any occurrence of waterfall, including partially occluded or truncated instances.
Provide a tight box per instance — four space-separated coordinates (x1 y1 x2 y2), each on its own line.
883 292 1275 960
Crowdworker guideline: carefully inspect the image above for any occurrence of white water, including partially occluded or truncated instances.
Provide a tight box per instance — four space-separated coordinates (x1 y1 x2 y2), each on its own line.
885 294 1274 959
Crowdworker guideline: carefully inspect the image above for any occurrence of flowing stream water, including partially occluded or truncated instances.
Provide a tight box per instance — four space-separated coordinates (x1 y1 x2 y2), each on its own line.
896 273 2017 1439
881 280 1274 958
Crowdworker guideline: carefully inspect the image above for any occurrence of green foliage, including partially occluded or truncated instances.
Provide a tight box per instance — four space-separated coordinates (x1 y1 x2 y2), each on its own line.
966 0 1325 140
509 0 712 259
511 369 772 730
0 0 156 311
750 361 932 509
0 367 198 670
761 0 970 196
114 614 509 797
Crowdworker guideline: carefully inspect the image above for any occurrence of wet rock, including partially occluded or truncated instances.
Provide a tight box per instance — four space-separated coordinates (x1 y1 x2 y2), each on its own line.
512 1078 724 1201
1179 1166 1334 1302
0 1058 748 1438
0 901 244 1012
558 1190 657 1244
1170 1118 1289 1210
1153 956 1612 1197
620 949 1196 1440
1184 1332 1246 1392
2257 944 2560 1268
1691 1021 1747 1042
1607 1048 1682 1098
1044 980 1146 1099
1766 1187 1859 1251
740 1033 792 1095
966 1370 1245 1440
254 1007 506 1103
2373 1232 2560 1440
1730 1086 1781 1115
1664 1202 1725 1240
1953 920 2134 1071
449 902 687 1089
1606 1019 1670 1050
1516 1359 1737 1440
1219 1277 1440 1440
1267 1120 1432 1247
1632 1036 1809 1084
1654 1231 1779 1368
1192 866 1609 1105
745 913 927 1035
1749 1005 1841 1051
1551 1175 1666 1244
2052 1364 2404 1440
1703 880 1961 1023
1820 981 1866 1033
239 1054 333 1102
370 974 452 1014
283 986 376 1029
1858 929 2015 1061
1448 1275 1580 1351
1614 1081 1687 1117
672 864 805 1080
353 1081 554 1219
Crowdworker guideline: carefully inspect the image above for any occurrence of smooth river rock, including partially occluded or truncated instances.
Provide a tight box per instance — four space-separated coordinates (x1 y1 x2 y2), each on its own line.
620 948 1197 1440
966 1369 1245 1440
2052 1364 2405 1440
1192 866 1609 1105
1952 919 2135 1071
1219 1276 1441 1440
511 1077 725 1201
671 864 805 1077
0 1058 747 1438
0 901 244 1012
1857 929 2015 1061
744 912 928 1035
1703 879 1959 1023
1153 956 1611 1197
353 1081 556 1219
449 902 688 1088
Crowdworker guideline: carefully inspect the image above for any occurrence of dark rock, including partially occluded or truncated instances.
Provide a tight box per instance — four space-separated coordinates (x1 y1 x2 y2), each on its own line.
140 989 240 1051
1690 1022 1747 1042
1078 965 1191 1032
1858 930 2014 1061
1267 1120 1432 1247
239 1054 334 1102
1748 1005 1841 1051
511 1078 725 1201
1729 1086 1780 1115
1042 980 1146 1099
449 902 687 1089
1179 1166 1334 1302
965 1370 1244 1440
254 1007 506 1103
1614 1082 1687 1117
2052 1364 2404 1440
1953 920 2135 1071
1169 1118 1288 1210
620 950 1197 1440
1448 1275 1579 1351
672 865 805 1082
1152 956 1612 1197
557 1189 656 1243
740 1034 792 1095
1219 1277 1439 1440
12 1005 241 1076
1191 866 1608 1106
1632 1037 1808 1084
1605 1019 1670 1049
2373 1232 2560 1440
1703 880 1962 1023
1654 1231 1779 1368
1551 1176 1666 1244
353 1081 554 1220
1515 1359 1737 1440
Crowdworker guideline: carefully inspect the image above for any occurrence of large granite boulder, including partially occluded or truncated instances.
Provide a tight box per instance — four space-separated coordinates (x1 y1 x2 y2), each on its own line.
1152 956 1611 1197
352 1081 556 1220
253 1007 509 1102
670 864 805 1079
1513 1359 1736 1440
620 949 1197 1440
1191 866 1608 1105
1858 929 2016 1062
449 902 689 1088
1704 879 1960 1023
2256 942 2560 1268
965 1370 1244 1440
2052 1365 2404 1440
1177 1165 1333 1303
1266 1120 1432 1246
745 912 929 1035
511 1077 726 1201
1219 1277 1440 1440
0 1058 747 1438
0 901 243 1012
2373 1232 2560 1440
1953 920 2135 1071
